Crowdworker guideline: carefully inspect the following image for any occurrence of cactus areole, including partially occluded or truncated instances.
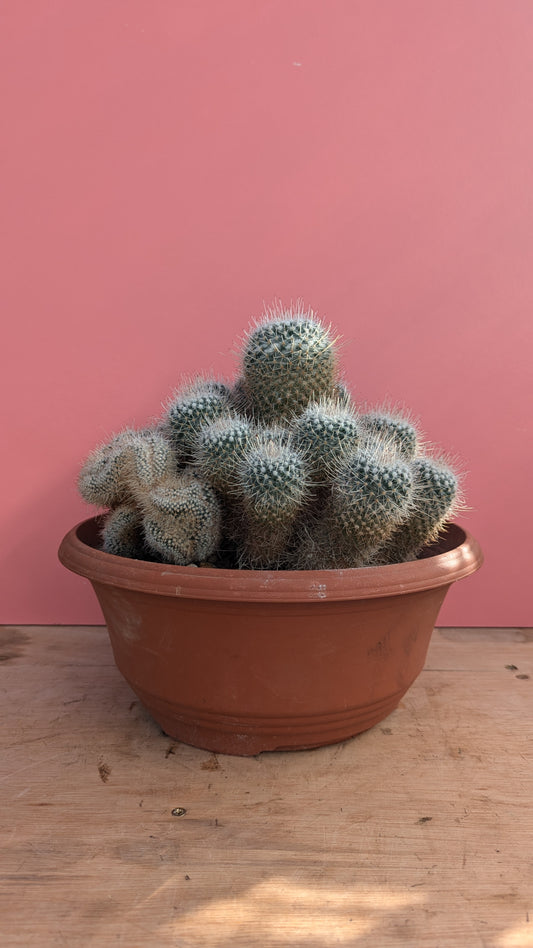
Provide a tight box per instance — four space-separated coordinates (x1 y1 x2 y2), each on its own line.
59 302 483 755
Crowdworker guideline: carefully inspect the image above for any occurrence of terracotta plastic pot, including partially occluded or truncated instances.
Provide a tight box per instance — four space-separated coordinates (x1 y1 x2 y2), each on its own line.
59 516 483 756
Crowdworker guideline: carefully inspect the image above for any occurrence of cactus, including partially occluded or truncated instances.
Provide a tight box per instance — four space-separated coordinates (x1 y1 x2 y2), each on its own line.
377 456 459 563
126 430 177 498
235 429 311 567
239 302 340 424
77 301 464 571
78 429 138 508
294 446 416 568
331 449 414 551
141 471 222 565
360 408 421 461
194 416 252 494
162 378 231 459
101 505 145 558
292 398 360 480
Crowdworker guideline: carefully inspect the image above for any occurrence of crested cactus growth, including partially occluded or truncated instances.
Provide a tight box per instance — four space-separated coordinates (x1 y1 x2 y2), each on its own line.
377 456 459 563
78 429 138 508
101 505 145 558
239 302 340 424
141 472 222 565
77 301 464 569
126 430 177 497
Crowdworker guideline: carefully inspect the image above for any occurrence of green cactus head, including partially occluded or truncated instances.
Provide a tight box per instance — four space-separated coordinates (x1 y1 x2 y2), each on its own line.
162 377 232 459
360 407 421 461
234 427 311 567
329 447 415 561
239 302 340 424
292 397 360 480
237 430 309 523
378 455 460 563
194 415 252 494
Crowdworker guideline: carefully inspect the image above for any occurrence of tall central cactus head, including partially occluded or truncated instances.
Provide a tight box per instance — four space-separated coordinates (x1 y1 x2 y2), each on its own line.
239 303 340 424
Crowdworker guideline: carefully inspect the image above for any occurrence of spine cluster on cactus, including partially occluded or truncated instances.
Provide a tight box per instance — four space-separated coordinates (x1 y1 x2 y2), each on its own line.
78 301 463 569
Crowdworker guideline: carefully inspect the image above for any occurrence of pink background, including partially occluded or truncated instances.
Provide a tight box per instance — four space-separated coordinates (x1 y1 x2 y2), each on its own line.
2 1 532 625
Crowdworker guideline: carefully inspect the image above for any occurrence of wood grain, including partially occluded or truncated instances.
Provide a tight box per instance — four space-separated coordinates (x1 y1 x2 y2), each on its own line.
1 626 532 947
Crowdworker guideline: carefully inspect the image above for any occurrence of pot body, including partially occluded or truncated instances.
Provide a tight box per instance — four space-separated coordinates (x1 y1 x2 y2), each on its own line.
59 518 483 755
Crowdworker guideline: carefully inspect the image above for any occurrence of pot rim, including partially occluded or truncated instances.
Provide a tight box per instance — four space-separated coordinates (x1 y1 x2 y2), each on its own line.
58 516 483 603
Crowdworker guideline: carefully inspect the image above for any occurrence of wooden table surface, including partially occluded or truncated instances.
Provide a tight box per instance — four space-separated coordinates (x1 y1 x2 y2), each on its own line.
1 625 532 947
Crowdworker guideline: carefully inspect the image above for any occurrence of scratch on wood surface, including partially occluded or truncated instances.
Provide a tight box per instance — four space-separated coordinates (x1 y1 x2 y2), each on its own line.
1 755 61 784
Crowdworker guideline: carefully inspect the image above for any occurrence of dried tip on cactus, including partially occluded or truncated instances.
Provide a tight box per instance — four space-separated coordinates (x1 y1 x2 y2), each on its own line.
78 429 139 509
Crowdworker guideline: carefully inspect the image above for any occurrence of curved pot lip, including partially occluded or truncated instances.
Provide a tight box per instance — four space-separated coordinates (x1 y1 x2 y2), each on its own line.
58 516 483 603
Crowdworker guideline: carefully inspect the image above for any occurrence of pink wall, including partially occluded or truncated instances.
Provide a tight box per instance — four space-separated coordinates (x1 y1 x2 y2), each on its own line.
2 1 532 625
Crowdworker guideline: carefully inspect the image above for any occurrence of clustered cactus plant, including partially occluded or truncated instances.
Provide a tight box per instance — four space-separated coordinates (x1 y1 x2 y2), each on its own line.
78 302 462 569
